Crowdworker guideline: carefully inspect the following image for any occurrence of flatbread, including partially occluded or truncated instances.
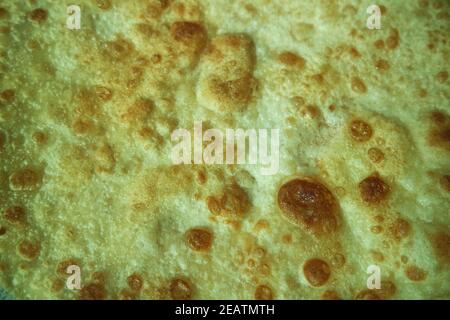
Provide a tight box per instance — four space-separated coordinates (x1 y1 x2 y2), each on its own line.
0 0 449 299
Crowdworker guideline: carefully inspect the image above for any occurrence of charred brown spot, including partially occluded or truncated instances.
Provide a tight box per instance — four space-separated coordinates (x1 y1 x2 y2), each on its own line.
359 175 390 204
386 28 400 49
431 232 450 263
95 0 112 10
171 21 206 45
356 290 381 300
432 127 450 143
368 147 385 163
437 127 450 142
281 234 292 244
429 127 450 151
18 240 40 260
206 183 250 217
405 265 427 282
321 290 341 300
349 47 361 58
106 38 134 60
431 111 446 126
0 226 6 236
51 279 64 292
0 131 5 150
379 280 397 299
28 8 48 23
278 51 306 68
9 168 40 191
330 253 346 268
0 8 8 19
137 23 159 38
358 282 397 300
277 178 339 235
374 39 385 49
121 98 154 123
254 285 274 300
91 272 107 284
300 105 321 119
208 74 254 105
4 206 26 224
389 218 411 241
127 273 143 292
79 283 107 300
418 88 428 98
151 53 162 64
197 170 207 185
351 77 367 93
375 214 384 223
118 289 137 300
312 73 325 85
57 259 79 276
436 71 448 83
303 258 331 287
0 89 15 103
72 118 93 135
32 131 47 145
186 228 213 252
146 0 169 18
349 119 373 142
375 59 390 72
169 278 193 300
223 34 252 49
370 250 384 262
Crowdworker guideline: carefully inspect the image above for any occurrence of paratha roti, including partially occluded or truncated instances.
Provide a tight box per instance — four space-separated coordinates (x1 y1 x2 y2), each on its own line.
0 0 449 300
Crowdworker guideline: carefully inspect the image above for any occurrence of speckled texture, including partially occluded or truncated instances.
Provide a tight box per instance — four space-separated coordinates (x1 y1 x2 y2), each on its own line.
0 0 449 300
